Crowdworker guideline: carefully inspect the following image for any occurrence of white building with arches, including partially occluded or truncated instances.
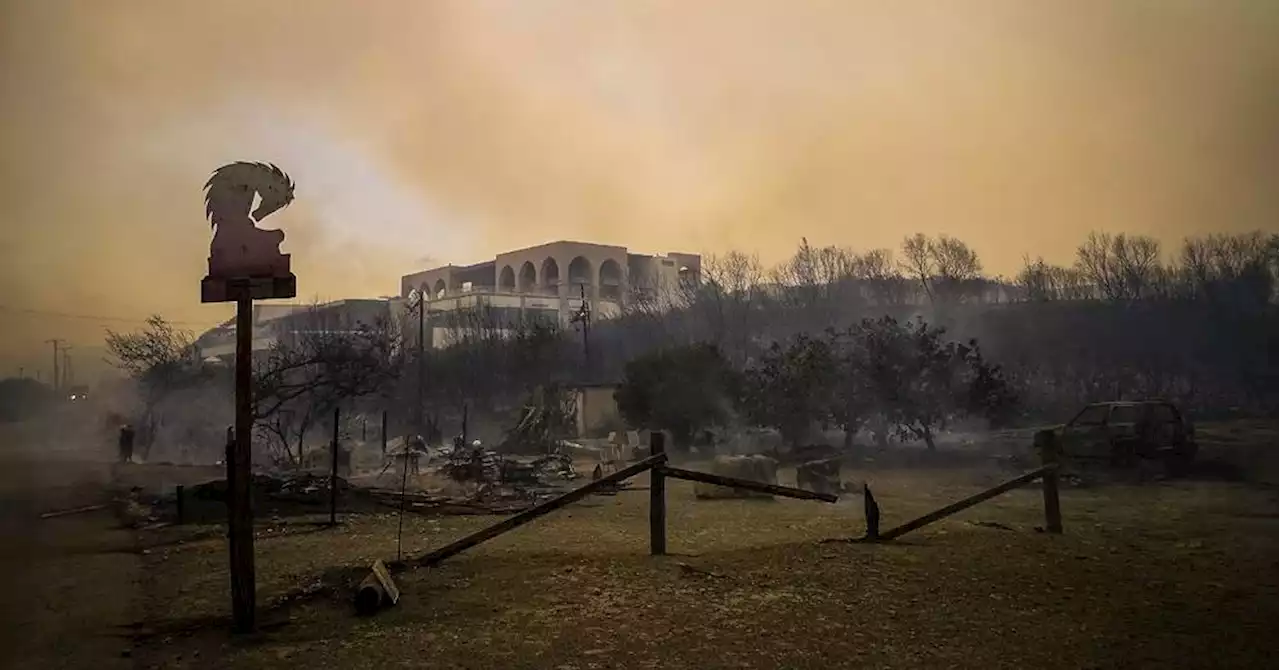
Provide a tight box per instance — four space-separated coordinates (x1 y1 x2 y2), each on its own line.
399 241 700 344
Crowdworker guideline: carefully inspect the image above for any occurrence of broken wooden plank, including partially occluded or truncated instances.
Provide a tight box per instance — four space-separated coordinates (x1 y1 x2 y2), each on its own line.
354 559 400 615
879 465 1052 541
40 504 107 519
371 559 399 604
405 453 667 569
659 466 839 503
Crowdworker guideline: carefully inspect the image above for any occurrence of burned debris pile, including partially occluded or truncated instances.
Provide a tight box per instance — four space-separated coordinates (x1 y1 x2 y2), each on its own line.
499 384 578 455
359 487 554 516
188 472 351 505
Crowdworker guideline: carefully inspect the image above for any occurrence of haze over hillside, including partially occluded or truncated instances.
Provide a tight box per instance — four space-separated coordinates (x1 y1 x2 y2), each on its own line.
1 0 1274 375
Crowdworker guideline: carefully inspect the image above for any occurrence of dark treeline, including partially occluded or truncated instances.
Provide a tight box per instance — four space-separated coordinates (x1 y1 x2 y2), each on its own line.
585 230 1277 424
95 229 1275 463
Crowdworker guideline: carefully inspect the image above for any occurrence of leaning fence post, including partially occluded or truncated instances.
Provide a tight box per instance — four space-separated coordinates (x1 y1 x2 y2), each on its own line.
1037 429 1063 534
863 484 880 541
649 431 667 556
380 410 388 456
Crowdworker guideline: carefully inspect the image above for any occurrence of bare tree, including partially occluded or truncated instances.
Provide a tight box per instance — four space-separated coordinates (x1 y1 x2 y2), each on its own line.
770 238 859 331
682 250 771 366
1111 234 1162 300
252 305 402 467
105 315 197 378
900 233 934 304
930 235 984 303
1074 231 1127 301
1051 264 1094 301
1016 257 1093 302
1177 231 1277 305
849 248 908 306
1015 256 1053 302
1076 232 1210 302
105 316 219 453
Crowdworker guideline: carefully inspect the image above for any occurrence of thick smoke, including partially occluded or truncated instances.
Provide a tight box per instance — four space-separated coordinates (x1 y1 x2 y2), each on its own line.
0 0 1274 370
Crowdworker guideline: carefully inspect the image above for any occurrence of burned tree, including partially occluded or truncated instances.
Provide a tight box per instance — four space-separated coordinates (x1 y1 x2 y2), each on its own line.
899 234 984 305
405 304 570 437
253 306 401 467
105 315 224 457
770 239 859 332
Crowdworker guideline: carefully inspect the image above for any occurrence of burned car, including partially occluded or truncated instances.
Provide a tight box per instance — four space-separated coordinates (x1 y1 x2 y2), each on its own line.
1055 400 1197 473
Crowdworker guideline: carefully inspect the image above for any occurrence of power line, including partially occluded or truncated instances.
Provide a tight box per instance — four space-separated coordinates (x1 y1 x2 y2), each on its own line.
0 304 212 327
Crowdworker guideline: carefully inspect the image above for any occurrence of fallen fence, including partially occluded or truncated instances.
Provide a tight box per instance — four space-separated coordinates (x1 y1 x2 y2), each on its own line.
395 433 841 574
360 433 839 612
868 429 1063 541
398 452 669 570
647 433 838 555
361 430 1061 613
658 466 838 503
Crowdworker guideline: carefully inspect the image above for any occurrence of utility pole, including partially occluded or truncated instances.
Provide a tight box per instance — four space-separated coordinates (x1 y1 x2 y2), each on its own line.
570 284 591 379
44 339 65 393
410 289 426 438
61 346 73 390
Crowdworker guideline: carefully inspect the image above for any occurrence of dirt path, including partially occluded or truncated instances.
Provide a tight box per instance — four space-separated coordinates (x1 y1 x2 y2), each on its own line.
0 419 142 669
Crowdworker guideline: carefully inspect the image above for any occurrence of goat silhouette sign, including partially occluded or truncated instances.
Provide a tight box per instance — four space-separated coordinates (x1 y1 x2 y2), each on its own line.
200 161 299 303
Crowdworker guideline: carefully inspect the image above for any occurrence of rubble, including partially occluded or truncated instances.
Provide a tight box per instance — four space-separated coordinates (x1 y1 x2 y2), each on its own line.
188 472 350 505
359 486 560 515
529 453 579 482
499 384 578 454
439 443 581 489
796 458 842 496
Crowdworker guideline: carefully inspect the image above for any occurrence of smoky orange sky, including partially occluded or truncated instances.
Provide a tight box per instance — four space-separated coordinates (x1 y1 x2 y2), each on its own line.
0 0 1275 378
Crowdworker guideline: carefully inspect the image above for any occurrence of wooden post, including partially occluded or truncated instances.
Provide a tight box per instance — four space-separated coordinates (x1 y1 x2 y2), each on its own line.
649 431 667 556
1037 429 1063 534
396 412 412 561
229 294 256 633
380 410 388 456
330 406 340 526
863 484 880 541
416 294 425 438
175 485 185 525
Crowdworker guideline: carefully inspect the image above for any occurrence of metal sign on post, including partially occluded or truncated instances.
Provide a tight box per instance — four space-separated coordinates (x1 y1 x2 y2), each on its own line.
200 161 299 634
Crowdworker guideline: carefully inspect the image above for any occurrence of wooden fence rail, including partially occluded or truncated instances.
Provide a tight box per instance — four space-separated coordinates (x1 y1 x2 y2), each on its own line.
879 465 1053 540
659 466 839 503
359 429 1064 615
399 452 668 571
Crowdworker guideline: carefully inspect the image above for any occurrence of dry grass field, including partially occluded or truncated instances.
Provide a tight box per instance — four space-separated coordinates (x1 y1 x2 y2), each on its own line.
124 420 1278 670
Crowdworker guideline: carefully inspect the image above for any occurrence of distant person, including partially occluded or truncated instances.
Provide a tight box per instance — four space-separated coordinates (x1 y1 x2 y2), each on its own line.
405 434 427 476
118 424 136 464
